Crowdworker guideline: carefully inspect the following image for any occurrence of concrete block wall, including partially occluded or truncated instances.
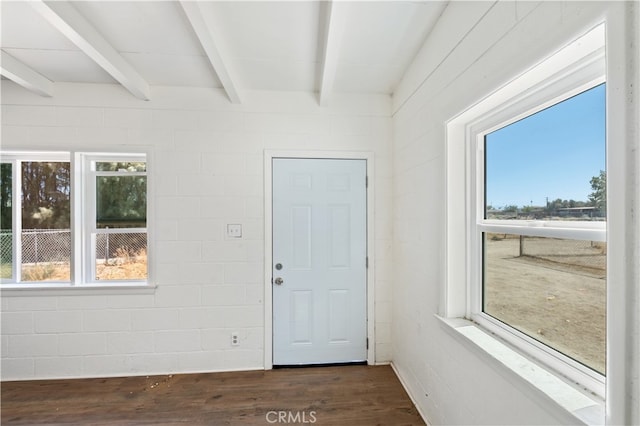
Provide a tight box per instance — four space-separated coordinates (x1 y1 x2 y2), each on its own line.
0 84 393 380
389 1 639 425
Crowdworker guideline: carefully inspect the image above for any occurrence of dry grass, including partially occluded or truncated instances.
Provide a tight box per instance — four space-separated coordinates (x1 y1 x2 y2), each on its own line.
18 248 147 282
22 263 70 281
96 247 147 281
1 263 12 279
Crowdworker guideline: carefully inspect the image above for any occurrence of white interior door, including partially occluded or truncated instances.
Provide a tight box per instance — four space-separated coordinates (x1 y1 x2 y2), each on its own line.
272 158 367 365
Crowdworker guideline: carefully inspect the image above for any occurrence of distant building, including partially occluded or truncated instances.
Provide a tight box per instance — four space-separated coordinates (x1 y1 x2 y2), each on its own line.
556 206 603 218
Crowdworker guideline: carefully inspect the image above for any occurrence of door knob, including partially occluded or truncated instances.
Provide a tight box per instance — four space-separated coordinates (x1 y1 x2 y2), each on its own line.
274 277 284 285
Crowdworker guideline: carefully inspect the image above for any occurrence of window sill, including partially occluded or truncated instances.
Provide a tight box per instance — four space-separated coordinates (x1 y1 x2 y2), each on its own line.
1 283 156 297
436 315 604 426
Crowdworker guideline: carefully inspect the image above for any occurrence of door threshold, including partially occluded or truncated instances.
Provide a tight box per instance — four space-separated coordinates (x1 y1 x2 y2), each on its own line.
273 361 367 369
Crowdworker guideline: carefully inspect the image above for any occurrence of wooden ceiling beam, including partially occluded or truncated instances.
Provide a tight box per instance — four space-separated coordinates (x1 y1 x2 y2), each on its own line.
179 1 242 104
1 50 54 97
318 1 349 107
30 0 151 101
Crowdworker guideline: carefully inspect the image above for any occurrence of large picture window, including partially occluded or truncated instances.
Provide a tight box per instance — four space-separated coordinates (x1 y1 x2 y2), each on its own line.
462 69 608 396
444 21 628 411
0 152 148 287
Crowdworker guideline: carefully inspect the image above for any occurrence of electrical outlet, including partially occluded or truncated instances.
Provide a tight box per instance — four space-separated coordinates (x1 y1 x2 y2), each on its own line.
227 224 242 238
231 332 239 346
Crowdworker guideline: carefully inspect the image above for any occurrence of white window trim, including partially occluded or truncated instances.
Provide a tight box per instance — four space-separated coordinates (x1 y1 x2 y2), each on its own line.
470 78 607 396
0 151 71 285
81 153 148 285
0 150 153 292
444 22 613 422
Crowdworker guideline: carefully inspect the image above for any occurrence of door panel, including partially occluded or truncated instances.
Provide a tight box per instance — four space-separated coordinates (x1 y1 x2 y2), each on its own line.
291 290 313 343
328 204 351 268
291 206 312 269
329 290 349 342
272 158 367 365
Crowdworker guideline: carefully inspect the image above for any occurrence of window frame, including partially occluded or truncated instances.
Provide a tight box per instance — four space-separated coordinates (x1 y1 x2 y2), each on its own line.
471 79 607 393
82 153 148 285
0 150 150 289
0 151 71 285
446 24 608 398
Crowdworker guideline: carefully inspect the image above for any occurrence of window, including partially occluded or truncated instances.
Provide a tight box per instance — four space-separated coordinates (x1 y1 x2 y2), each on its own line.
88 158 147 283
0 152 148 287
446 24 607 397
480 84 606 376
1 163 13 281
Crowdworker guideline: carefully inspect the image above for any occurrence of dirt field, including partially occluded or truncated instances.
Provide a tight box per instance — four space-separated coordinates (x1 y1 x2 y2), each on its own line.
484 235 606 374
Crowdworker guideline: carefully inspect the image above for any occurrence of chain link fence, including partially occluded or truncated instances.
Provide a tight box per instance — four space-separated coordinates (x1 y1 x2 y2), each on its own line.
21 229 71 264
95 232 147 265
1 229 72 281
95 232 147 280
1 229 146 265
0 231 12 278
1 229 73 265
1 231 11 264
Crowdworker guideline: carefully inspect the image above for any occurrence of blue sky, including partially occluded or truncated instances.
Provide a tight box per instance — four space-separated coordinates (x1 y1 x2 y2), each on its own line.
485 83 606 209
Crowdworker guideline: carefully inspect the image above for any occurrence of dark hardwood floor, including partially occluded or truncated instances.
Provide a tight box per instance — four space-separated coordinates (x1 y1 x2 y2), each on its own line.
1 365 425 425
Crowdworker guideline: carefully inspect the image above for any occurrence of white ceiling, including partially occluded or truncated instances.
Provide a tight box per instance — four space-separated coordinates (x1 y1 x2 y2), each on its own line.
0 0 447 103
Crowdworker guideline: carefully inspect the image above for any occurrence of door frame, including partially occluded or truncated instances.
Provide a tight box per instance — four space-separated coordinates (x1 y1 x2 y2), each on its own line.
264 150 375 369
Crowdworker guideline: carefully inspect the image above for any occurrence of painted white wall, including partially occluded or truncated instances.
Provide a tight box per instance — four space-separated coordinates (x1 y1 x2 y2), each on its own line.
391 1 639 425
0 83 393 380
628 3 640 424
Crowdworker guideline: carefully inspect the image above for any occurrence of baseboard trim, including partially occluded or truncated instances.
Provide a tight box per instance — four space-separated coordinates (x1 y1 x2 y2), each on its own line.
390 361 431 425
0 366 265 383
